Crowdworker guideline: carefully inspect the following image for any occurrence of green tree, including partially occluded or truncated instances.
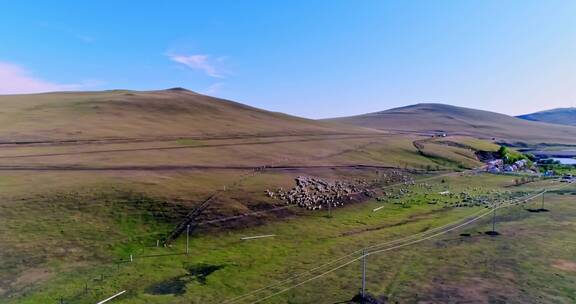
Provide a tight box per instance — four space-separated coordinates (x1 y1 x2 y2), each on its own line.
498 146 509 158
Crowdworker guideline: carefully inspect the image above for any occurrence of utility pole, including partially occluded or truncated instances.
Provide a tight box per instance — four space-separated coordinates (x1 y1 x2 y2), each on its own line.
186 224 190 255
541 190 546 210
485 207 500 236
492 208 496 233
361 249 367 303
492 209 496 232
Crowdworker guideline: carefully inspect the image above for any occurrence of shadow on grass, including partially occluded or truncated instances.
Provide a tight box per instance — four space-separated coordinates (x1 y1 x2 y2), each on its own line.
526 208 550 213
146 263 225 295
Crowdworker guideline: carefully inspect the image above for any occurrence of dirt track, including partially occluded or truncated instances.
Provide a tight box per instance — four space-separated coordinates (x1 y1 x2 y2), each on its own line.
0 164 426 172
0 131 387 147
0 134 396 160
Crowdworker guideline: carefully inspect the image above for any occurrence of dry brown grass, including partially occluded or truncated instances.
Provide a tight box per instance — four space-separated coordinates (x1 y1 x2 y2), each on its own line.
327 103 576 145
0 89 373 142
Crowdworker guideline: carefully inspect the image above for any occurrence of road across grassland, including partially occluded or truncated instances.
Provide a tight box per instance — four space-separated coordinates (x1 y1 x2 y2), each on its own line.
0 133 396 159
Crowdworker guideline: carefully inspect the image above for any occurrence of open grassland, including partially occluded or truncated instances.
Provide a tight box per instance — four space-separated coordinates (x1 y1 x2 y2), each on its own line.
3 171 573 303
368 189 576 304
1 90 571 303
0 134 448 170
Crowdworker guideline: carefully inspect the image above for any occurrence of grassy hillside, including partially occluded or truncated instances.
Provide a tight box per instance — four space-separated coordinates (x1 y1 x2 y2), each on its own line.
1 90 552 303
0 88 371 142
326 103 576 145
4 172 573 304
0 133 497 302
517 107 576 126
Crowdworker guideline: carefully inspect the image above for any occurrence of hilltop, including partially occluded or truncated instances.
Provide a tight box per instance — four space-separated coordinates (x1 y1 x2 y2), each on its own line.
0 88 371 143
517 107 576 126
326 103 576 145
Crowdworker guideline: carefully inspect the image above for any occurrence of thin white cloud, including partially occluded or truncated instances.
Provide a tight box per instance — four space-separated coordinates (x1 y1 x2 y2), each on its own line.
168 54 226 78
0 61 101 94
202 82 224 95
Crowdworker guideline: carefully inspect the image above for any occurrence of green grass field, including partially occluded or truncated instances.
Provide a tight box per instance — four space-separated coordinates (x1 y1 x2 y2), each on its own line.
1 91 575 303
3 170 574 304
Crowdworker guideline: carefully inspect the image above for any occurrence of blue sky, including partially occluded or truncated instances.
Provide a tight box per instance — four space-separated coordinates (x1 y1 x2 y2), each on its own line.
1 1 576 118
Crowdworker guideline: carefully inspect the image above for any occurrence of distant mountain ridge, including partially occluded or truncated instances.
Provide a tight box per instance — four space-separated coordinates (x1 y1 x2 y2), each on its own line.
325 103 576 145
517 107 576 126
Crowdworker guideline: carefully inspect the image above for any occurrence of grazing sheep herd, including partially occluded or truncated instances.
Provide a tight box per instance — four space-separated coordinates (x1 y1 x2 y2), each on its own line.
266 176 361 210
374 183 531 210
266 171 535 212
266 170 413 210
443 189 529 208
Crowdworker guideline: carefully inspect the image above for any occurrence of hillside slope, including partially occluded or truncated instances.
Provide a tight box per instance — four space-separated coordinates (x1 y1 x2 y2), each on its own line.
0 88 371 143
517 107 576 126
326 103 576 145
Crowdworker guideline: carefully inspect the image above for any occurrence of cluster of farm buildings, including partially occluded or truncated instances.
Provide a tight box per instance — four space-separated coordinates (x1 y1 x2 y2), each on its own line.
486 159 534 174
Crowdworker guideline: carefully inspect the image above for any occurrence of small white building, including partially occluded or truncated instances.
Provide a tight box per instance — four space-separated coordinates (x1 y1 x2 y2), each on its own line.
514 159 528 169
488 166 500 173
488 159 503 166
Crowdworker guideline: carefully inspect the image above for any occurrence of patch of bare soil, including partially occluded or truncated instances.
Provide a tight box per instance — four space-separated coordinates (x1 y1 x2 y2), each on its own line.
551 259 576 272
475 150 500 162
419 277 525 304
12 267 52 289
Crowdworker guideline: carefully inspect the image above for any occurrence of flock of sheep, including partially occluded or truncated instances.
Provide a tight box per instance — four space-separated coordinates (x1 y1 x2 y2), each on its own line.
266 170 414 210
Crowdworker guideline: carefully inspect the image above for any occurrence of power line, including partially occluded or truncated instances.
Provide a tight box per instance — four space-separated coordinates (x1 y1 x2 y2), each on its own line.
248 204 506 303
225 187 552 304
226 194 528 303
223 199 490 304
240 185 571 304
